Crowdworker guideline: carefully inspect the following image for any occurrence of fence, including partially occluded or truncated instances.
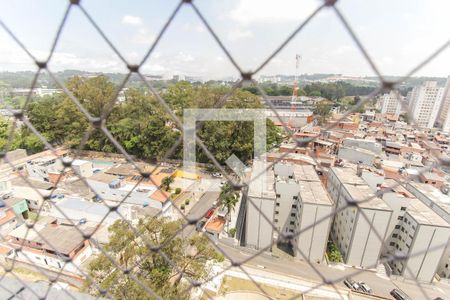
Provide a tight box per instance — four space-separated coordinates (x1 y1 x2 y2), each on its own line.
0 0 449 300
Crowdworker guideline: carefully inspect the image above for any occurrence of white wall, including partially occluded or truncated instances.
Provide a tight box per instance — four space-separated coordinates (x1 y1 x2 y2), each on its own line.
295 203 333 263
347 208 392 268
246 195 275 250
338 147 376 166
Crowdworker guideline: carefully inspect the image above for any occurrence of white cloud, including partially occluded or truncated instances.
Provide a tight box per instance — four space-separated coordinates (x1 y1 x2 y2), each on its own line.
121 15 143 26
228 0 319 24
175 52 194 62
131 29 155 45
227 29 253 42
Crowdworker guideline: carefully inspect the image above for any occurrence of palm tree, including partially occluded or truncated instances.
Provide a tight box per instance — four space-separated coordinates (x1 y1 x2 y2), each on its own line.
161 176 174 191
219 182 239 232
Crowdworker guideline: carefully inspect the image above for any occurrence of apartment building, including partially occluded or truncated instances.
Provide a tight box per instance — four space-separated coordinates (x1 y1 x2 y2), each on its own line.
408 81 445 129
380 180 450 282
273 163 333 263
327 167 392 268
245 160 276 250
404 182 450 280
438 76 450 131
380 91 402 116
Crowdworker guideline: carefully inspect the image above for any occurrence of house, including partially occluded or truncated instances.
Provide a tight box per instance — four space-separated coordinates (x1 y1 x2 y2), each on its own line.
419 172 446 188
26 156 64 182
7 221 93 277
71 159 94 178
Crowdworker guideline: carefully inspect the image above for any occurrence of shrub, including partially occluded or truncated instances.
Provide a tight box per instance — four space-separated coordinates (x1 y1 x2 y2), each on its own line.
229 228 236 238
175 187 182 194
180 204 185 210
327 240 343 263
185 199 190 205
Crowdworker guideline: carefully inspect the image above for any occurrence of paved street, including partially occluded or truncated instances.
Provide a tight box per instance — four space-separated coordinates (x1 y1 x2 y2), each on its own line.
180 191 220 238
216 241 450 300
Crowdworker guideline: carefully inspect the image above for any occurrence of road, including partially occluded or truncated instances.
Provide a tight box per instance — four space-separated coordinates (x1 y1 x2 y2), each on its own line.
180 191 220 238
216 241 450 300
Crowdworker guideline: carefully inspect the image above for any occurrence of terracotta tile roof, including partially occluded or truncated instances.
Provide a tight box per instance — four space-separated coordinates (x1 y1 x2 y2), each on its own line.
0 209 16 226
149 189 171 203
205 217 225 233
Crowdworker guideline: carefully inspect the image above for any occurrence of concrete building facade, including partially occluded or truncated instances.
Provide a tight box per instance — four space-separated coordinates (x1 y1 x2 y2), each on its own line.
380 91 402 116
245 160 276 250
380 180 450 282
273 163 333 263
327 167 392 268
408 81 445 129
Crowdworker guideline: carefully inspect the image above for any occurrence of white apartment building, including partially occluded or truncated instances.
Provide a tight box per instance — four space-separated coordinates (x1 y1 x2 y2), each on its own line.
380 180 450 283
404 182 450 280
327 167 392 268
438 76 450 132
380 91 402 116
245 160 276 250
273 163 333 263
408 81 445 129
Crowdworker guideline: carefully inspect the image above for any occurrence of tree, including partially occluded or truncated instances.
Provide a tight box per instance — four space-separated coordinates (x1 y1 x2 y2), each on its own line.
161 176 174 191
313 100 333 125
219 182 239 231
85 218 223 299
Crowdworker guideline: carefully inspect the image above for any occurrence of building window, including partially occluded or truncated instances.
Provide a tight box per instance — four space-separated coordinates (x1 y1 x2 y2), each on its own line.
398 216 403 220
392 233 398 238
276 203 280 206
390 242 395 246
274 219 278 223
290 221 295 225
290 213 296 217
275 211 279 215
400 206 407 211
293 196 298 200
395 225 400 229
289 229 294 233
276 194 280 198
292 204 297 209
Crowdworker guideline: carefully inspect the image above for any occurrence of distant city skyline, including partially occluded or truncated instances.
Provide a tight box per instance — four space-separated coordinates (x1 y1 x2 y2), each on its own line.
0 0 449 78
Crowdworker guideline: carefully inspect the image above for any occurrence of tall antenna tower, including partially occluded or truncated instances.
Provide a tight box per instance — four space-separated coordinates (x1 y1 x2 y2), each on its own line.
291 54 301 110
289 54 301 128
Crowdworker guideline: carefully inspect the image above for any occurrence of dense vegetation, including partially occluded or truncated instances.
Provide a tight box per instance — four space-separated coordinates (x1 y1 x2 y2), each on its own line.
242 81 377 100
327 240 343 263
85 218 223 299
0 76 282 164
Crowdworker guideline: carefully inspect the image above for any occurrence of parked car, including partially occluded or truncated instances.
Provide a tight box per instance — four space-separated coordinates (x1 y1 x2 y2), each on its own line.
196 220 206 232
343 278 360 291
358 282 372 294
205 208 215 219
390 289 409 300
212 172 223 178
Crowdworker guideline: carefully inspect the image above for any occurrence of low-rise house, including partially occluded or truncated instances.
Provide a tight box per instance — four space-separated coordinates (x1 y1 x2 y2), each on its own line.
419 171 446 188
7 221 93 277
71 159 94 178
26 156 64 182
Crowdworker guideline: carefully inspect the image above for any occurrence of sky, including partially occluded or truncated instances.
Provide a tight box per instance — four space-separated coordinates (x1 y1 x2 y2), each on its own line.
0 0 449 79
